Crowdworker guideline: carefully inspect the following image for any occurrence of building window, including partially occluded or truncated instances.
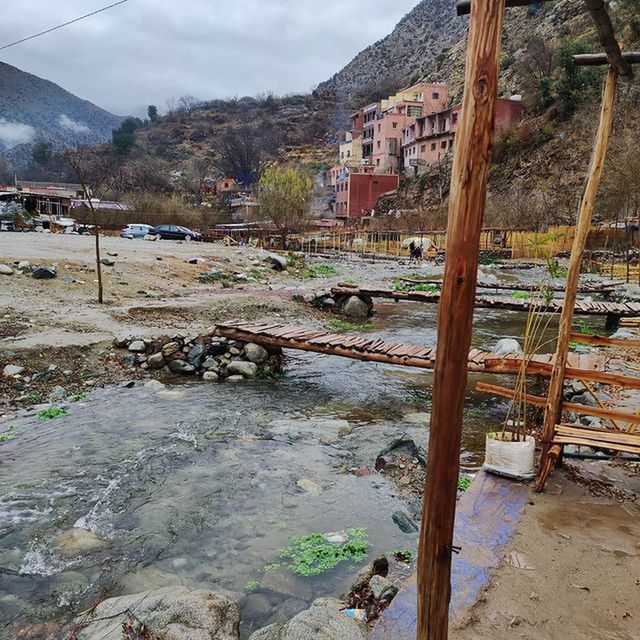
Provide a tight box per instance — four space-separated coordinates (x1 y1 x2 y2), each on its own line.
433 92 439 99
378 124 381 132
421 145 426 152
376 159 380 167
441 141 447 149
431 143 436 150
452 113 458 124
449 139 454 148
392 122 397 129
377 141 381 149
347 150 351 157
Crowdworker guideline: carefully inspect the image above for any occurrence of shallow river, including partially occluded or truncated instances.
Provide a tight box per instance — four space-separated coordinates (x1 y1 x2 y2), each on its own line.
0 275 600 638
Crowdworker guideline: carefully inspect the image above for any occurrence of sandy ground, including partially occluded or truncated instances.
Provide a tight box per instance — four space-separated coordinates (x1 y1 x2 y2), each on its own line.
453 461 640 640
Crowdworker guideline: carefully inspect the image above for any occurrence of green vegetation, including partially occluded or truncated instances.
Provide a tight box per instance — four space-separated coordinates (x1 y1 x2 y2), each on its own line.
327 318 373 331
457 476 472 492
310 264 339 278
511 291 529 300
37 407 69 420
23 392 41 406
244 581 260 592
0 425 16 442
579 322 595 336
272 528 370 577
70 389 92 402
394 280 440 294
389 548 416 563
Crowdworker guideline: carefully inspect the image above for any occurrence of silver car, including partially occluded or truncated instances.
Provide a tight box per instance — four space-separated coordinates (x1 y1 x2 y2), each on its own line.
121 224 153 239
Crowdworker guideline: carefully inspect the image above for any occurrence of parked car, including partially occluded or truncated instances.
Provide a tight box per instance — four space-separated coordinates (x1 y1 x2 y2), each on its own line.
149 224 202 241
121 223 154 239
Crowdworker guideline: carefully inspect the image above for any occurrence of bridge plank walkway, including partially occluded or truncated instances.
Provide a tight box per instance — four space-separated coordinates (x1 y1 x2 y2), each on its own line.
214 322 606 375
331 285 640 319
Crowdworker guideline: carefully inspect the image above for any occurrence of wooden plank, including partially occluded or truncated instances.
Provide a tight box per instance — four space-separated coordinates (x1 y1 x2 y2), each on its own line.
538 67 619 493
570 333 640 348
556 424 640 446
553 436 640 456
574 52 640 67
476 382 640 425
418 0 505 637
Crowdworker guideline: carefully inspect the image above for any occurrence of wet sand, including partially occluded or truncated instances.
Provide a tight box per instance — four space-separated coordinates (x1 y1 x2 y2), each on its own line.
453 463 640 640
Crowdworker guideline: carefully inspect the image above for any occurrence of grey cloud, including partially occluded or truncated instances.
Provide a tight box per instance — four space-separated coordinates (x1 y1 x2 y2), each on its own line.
0 118 36 148
1 0 419 114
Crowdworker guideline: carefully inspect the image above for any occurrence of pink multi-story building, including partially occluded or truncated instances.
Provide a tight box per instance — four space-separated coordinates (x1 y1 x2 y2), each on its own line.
402 97 525 175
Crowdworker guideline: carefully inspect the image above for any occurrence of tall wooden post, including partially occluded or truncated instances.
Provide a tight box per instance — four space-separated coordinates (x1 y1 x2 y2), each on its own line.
536 67 618 492
417 1 505 638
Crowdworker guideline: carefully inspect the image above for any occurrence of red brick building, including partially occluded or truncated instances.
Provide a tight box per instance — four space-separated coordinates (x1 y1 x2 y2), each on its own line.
335 171 399 223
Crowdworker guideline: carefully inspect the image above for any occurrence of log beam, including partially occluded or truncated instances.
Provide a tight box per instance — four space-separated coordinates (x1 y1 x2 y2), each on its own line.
418 0 505 638
574 52 640 67
537 68 618 493
456 0 549 17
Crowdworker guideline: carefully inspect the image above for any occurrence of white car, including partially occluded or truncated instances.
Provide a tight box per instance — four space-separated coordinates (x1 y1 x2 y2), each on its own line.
121 224 153 239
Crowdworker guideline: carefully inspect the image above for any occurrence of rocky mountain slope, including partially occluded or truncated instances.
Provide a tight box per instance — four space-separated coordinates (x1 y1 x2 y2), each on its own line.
319 0 467 100
0 61 124 166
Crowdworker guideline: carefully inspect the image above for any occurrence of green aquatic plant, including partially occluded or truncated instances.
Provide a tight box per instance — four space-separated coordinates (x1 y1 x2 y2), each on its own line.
276 528 370 577
389 548 416 563
511 291 529 300
0 425 16 442
244 581 260 592
310 264 339 278
24 393 41 406
71 388 92 402
327 319 373 331
37 407 69 420
579 322 595 336
457 476 472 492
393 280 440 294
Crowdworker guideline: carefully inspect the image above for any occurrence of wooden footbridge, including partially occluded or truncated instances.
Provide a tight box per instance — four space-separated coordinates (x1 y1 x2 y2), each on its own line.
331 284 640 326
214 321 614 377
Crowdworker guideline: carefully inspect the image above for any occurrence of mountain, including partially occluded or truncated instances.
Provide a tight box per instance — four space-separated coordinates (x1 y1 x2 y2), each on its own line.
319 0 467 99
0 61 124 166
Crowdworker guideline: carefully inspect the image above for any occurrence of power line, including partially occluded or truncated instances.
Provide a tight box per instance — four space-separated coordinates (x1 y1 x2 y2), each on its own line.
0 0 129 52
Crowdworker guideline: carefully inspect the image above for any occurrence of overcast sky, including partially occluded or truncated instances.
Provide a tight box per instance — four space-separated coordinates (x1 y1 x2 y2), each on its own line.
1 0 419 116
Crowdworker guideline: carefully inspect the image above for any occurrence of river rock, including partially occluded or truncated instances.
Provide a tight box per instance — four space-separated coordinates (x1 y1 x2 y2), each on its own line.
144 380 166 391
55 528 109 558
168 360 196 375
260 569 313 601
188 344 206 367
249 598 367 640
243 593 274 619
17 261 30 270
74 586 241 640
100 258 115 266
369 575 398 601
128 340 147 353
162 341 181 357
147 353 166 369
342 296 370 318
570 392 598 407
245 343 269 364
226 361 258 378
493 338 523 357
0 264 14 275
32 266 56 279
351 555 389 592
202 356 217 369
269 599 309 626
226 375 245 383
3 364 25 377
263 253 288 271
203 371 220 382
610 328 638 341
392 511 419 534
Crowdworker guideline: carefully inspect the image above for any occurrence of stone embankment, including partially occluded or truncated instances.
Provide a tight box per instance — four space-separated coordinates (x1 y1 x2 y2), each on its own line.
114 329 283 382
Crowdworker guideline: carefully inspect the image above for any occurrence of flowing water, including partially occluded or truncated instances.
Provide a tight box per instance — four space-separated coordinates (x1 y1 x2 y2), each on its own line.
0 271 601 638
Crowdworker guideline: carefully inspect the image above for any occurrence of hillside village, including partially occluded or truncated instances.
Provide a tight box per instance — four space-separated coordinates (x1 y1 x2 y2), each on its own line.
1 1 640 640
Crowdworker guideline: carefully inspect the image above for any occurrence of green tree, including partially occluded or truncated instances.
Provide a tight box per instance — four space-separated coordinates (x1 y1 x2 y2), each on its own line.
553 38 599 120
147 105 158 122
112 117 141 155
258 166 312 248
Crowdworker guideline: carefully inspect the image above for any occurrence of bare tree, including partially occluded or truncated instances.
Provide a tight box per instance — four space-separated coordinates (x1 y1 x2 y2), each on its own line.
177 94 202 117
64 145 121 304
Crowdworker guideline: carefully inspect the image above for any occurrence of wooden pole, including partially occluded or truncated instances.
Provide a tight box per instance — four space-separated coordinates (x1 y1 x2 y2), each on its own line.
417 0 505 637
536 67 618 492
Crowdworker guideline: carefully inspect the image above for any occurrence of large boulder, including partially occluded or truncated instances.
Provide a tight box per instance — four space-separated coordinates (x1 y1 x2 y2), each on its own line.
3 364 25 377
226 361 258 378
263 253 288 271
55 528 109 558
32 266 57 279
244 343 269 364
342 296 370 319
492 338 523 357
74 586 240 640
0 264 14 275
249 598 367 640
